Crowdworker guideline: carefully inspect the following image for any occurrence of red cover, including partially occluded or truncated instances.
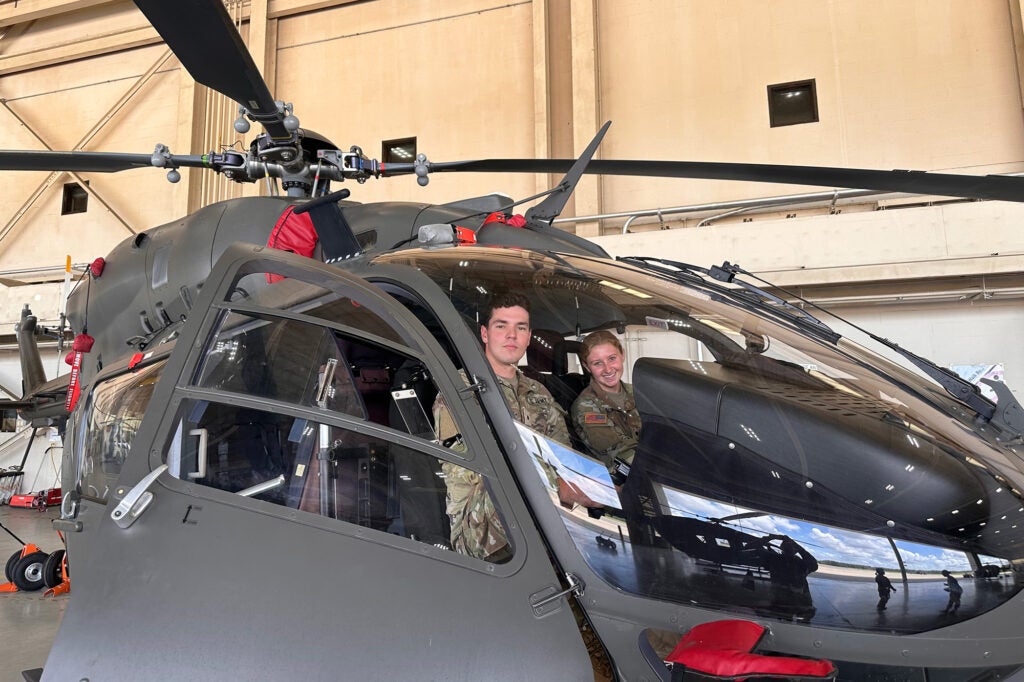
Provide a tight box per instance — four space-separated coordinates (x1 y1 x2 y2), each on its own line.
265 206 317 283
8 489 61 508
8 494 35 508
666 620 835 680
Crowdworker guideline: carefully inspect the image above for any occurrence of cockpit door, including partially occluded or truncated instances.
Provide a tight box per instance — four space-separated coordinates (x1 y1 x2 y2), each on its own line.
41 244 591 680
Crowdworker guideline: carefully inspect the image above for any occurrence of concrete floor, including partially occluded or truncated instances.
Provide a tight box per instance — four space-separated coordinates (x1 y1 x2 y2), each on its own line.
0 504 65 680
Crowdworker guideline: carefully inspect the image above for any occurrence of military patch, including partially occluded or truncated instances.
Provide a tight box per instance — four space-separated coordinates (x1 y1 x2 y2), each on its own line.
583 413 608 424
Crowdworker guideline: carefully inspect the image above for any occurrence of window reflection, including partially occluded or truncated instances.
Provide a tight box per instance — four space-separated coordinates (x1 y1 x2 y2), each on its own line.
523 417 1024 633
224 276 403 345
76 362 165 502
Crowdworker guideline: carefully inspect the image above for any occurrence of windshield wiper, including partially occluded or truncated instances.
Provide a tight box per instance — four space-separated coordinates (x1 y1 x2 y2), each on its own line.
619 256 1023 437
618 256 840 344
721 262 1024 438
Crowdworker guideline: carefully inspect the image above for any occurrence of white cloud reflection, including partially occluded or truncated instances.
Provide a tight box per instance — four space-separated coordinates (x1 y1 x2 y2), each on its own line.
659 485 972 572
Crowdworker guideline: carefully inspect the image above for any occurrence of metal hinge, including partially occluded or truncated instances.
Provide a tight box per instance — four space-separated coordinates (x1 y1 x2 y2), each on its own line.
529 572 585 617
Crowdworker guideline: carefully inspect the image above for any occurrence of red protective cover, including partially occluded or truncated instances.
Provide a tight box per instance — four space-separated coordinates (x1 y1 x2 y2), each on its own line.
265 206 317 283
666 620 835 679
43 488 62 506
8 494 36 508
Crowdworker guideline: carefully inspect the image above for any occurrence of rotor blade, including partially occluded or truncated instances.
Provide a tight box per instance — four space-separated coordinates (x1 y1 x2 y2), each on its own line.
0 151 235 174
386 158 1024 203
524 121 611 227
0 151 154 173
713 511 768 524
133 0 290 141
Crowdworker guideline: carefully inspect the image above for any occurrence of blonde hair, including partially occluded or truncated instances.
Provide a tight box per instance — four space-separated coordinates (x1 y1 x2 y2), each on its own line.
578 330 623 367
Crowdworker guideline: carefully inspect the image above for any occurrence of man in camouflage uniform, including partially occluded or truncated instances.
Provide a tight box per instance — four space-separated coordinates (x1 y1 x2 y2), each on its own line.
436 294 615 678
434 292 569 562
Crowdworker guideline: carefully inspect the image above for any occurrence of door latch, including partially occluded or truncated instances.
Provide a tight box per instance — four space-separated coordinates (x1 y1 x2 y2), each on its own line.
53 490 83 533
529 572 585 617
110 464 168 529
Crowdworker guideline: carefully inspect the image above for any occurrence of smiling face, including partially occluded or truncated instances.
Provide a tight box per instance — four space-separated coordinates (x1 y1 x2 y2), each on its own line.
584 342 625 393
481 305 531 378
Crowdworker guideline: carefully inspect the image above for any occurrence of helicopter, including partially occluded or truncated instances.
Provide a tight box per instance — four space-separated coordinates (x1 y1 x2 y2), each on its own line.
2 0 1024 680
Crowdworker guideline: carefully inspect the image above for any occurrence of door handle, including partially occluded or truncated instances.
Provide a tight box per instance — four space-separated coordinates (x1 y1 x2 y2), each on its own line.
188 428 208 479
60 489 79 519
110 464 168 529
54 490 83 533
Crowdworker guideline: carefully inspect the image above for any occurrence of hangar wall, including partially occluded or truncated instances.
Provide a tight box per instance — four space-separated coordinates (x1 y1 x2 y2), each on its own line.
0 0 1020 398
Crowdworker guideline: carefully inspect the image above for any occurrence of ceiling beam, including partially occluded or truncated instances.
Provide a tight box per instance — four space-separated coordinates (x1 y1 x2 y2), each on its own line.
0 24 160 76
0 0 113 28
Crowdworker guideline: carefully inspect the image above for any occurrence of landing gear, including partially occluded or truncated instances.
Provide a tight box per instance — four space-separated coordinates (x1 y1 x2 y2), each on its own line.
11 550 47 591
0 519 70 595
43 549 66 589
5 549 22 581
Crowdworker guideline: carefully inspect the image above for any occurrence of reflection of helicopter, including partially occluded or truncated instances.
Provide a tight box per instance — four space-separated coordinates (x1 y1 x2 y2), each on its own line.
4 1 1024 680
652 512 786 574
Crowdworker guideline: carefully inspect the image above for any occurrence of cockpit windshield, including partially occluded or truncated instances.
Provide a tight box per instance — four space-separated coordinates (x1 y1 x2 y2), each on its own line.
374 246 1024 635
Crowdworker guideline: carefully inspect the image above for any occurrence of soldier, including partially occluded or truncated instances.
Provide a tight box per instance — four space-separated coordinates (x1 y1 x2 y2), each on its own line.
434 291 569 562
875 567 897 610
571 330 641 484
941 570 963 613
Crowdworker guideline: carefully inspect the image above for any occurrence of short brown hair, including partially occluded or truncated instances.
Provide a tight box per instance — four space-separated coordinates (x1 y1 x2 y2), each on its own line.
482 291 531 325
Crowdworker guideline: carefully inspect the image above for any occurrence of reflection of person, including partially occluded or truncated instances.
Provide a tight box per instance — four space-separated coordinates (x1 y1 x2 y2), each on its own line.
760 535 818 622
875 568 896 610
941 570 962 613
571 331 641 484
433 292 568 561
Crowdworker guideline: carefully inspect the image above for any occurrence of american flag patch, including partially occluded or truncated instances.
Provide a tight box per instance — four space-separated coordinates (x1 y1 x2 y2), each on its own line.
583 413 608 424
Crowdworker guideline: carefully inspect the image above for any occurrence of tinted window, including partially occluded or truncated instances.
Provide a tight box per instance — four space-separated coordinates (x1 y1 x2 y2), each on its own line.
166 399 509 562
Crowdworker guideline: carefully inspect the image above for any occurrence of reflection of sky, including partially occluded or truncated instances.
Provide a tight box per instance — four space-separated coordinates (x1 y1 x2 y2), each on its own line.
660 487 972 572
516 423 621 508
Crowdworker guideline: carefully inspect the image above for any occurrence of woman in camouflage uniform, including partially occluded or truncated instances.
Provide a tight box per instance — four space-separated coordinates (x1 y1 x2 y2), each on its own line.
571 331 641 484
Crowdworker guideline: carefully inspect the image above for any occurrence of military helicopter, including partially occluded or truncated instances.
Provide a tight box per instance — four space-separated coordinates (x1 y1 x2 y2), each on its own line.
3 1 1024 680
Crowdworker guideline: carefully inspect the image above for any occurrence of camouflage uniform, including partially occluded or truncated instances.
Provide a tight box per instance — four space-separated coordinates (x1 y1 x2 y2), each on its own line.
438 373 614 678
434 369 568 562
571 380 642 474
494 371 570 446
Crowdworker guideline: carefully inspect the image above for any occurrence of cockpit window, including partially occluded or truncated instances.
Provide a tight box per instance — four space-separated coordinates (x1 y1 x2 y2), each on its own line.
223 275 404 346
374 246 1024 635
168 271 513 565
75 360 166 503
163 398 510 563
194 310 437 441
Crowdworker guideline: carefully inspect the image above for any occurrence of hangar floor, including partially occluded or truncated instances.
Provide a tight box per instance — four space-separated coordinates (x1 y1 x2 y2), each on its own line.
0 504 65 679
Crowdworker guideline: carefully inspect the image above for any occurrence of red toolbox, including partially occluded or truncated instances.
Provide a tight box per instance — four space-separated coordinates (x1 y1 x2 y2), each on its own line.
8 488 61 509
